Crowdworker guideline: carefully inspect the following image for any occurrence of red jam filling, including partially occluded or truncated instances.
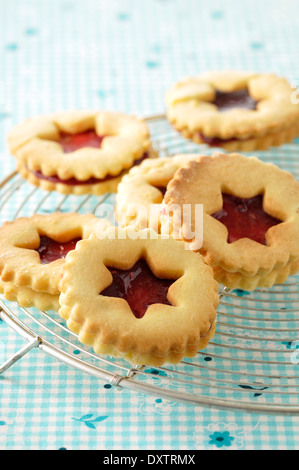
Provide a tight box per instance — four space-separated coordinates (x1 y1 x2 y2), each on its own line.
199 134 239 147
28 153 149 186
101 259 174 319
199 89 258 147
37 236 81 264
213 89 258 112
59 130 106 153
211 194 281 245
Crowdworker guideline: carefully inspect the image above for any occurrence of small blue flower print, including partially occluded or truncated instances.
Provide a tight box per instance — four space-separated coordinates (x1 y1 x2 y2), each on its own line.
72 414 108 429
0 113 10 120
251 42 264 50
211 11 224 20
238 384 268 398
145 368 168 377
204 356 213 362
282 341 299 350
117 12 130 21
25 28 38 36
234 289 249 297
6 43 18 51
146 60 160 69
209 431 235 448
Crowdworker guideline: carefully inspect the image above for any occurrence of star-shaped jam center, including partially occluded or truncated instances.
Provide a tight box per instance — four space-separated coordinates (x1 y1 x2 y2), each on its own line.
36 236 81 264
211 194 282 245
101 259 174 318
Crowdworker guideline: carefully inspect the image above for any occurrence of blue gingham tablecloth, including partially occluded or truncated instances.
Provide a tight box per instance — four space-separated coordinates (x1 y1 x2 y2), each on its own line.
1 0 299 451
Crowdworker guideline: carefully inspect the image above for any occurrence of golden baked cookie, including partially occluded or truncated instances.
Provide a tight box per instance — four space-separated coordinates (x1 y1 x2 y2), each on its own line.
8 110 156 195
161 152 299 290
0 213 110 311
0 281 60 312
165 71 299 151
58 226 219 366
116 154 200 231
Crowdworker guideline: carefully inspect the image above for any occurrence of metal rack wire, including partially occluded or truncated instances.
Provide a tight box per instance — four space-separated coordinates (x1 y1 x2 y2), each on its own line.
0 115 299 414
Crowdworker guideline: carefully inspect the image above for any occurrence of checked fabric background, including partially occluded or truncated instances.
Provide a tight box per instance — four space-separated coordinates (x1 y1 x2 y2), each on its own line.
0 0 299 450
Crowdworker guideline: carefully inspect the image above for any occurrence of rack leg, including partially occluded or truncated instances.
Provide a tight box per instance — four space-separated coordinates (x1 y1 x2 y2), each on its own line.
0 337 40 374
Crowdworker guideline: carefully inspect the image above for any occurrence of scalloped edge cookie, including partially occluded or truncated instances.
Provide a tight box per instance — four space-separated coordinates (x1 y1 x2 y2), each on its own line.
166 71 299 150
8 110 157 194
0 280 60 311
161 152 299 290
116 154 201 231
58 227 219 366
0 213 111 295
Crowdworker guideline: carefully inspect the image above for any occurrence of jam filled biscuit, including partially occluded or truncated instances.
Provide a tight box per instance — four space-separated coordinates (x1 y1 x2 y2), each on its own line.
0 213 110 310
0 281 60 312
161 152 299 290
58 226 219 366
165 71 299 151
116 154 200 232
8 110 156 195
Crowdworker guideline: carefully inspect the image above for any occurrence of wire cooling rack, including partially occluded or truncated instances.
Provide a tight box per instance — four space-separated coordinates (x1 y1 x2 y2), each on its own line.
0 115 299 415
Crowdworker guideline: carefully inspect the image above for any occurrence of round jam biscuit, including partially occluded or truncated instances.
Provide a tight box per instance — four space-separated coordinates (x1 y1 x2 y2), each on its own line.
58 226 219 366
161 152 299 290
165 71 299 151
116 154 201 232
8 110 156 195
0 213 111 299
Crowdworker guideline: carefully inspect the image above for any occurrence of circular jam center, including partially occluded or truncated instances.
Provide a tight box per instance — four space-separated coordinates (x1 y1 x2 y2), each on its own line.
37 236 81 264
211 194 281 245
213 89 258 112
195 89 258 146
59 130 106 153
101 259 174 318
